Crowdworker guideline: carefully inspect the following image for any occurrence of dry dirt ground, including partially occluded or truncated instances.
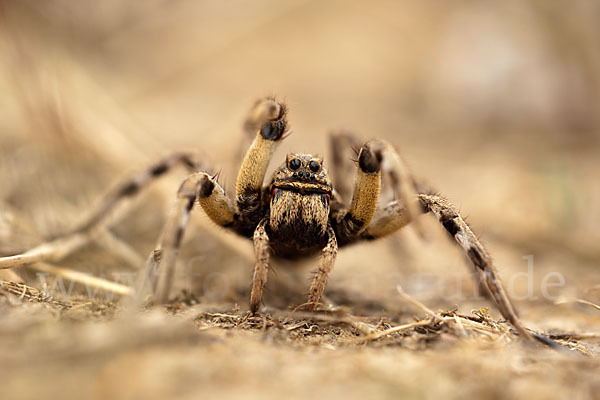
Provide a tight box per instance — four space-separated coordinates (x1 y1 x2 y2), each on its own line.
1 2 599 399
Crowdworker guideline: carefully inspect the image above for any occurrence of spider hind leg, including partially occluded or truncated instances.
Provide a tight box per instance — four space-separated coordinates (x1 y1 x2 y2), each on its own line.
418 193 534 341
69 152 205 236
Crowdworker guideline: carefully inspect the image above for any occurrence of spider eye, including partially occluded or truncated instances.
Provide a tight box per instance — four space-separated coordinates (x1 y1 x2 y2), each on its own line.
289 158 301 170
309 160 320 172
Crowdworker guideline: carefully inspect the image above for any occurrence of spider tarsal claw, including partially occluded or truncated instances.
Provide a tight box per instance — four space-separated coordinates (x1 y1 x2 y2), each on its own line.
358 145 382 174
260 119 286 140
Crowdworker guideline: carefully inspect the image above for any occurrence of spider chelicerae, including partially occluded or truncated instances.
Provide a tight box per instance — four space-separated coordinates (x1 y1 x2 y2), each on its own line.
0 96 554 345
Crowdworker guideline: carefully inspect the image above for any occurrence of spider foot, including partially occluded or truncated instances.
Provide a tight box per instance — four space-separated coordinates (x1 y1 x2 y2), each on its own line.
358 143 382 174
244 97 288 141
293 301 322 312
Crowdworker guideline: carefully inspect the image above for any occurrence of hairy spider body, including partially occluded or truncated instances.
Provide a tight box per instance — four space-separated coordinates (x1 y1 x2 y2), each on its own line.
268 193 329 257
157 99 495 319
266 155 332 257
2 96 555 345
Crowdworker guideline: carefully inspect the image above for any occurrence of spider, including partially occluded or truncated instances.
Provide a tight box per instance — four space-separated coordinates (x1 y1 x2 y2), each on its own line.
0 97 552 345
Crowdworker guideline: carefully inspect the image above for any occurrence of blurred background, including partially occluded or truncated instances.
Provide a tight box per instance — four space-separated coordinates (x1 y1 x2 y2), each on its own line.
1 1 599 398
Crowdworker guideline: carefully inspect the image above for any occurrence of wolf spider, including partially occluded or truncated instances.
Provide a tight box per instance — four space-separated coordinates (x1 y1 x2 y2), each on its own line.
1 97 550 344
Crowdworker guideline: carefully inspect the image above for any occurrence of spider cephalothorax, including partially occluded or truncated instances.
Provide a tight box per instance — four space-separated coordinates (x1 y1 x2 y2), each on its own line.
268 154 332 257
5 96 551 344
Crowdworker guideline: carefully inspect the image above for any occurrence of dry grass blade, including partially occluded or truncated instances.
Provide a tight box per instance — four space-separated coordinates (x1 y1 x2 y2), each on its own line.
349 319 435 343
554 296 600 312
0 234 89 270
33 262 133 297
396 285 440 320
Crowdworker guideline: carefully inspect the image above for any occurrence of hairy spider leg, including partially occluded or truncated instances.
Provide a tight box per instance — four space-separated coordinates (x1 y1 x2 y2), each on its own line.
304 224 338 311
153 97 289 302
0 152 205 271
152 172 237 302
249 218 270 313
69 152 204 235
330 139 539 344
333 143 382 244
235 98 288 229
418 194 535 342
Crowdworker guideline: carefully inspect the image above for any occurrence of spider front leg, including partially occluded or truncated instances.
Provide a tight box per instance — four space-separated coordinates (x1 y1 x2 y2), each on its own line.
341 139 427 243
303 224 338 311
333 142 382 244
296 143 380 311
235 97 288 230
155 97 288 306
360 200 411 239
249 218 270 313
153 172 236 303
